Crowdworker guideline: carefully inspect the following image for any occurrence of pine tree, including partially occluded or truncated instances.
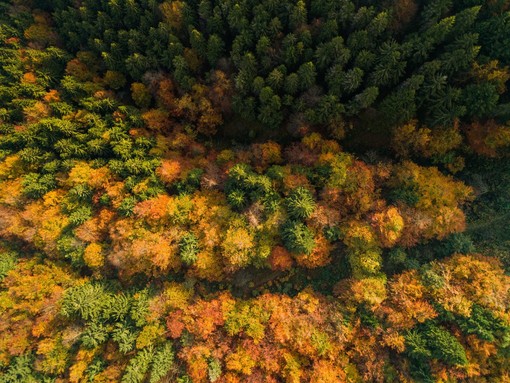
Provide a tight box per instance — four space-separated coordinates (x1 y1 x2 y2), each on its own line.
425 324 468 366
0 251 17 281
149 342 174 383
286 186 316 220
281 221 315 255
121 347 155 383
297 62 316 91
179 233 200 265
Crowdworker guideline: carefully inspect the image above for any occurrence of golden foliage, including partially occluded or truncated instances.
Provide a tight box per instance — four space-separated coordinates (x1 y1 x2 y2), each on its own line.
0 155 23 180
251 141 282 171
392 120 464 172
472 60 510 94
371 207 404 248
226 348 257 375
222 226 255 270
268 246 294 271
428 254 510 316
160 1 185 30
156 159 182 184
130 82 151 108
0 260 78 362
75 209 115 243
22 72 37 84
83 243 104 268
295 234 332 268
466 120 510 158
392 161 473 243
135 323 165 349
142 108 171 131
380 270 437 329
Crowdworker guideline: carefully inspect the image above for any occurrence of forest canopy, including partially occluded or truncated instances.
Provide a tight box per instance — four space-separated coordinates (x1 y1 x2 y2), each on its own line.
0 0 510 382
